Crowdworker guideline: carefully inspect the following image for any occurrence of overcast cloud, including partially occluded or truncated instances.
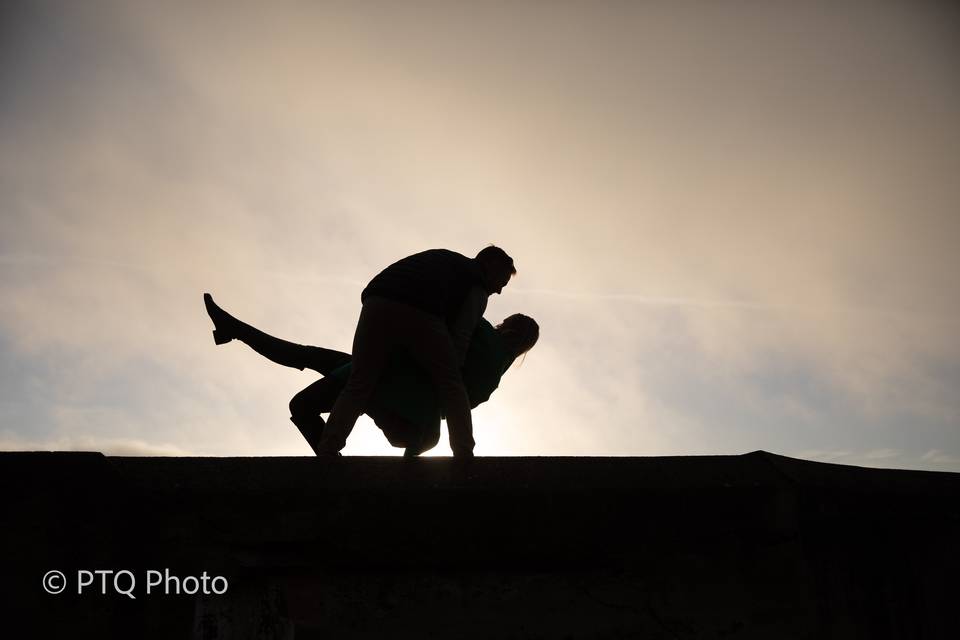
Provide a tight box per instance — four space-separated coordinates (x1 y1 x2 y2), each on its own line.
2 1 958 470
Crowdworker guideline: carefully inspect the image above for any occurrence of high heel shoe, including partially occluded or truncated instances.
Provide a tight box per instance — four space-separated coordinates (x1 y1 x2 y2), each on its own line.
203 293 236 345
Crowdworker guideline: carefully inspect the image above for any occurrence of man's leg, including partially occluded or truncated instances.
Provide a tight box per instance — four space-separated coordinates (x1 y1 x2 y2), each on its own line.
402 317 475 457
315 298 394 454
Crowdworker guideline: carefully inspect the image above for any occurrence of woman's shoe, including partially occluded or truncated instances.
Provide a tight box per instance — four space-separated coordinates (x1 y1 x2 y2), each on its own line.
203 293 237 345
290 415 324 456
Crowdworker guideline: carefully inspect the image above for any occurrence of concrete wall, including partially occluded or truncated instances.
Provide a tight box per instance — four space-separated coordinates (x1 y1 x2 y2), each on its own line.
3 451 958 638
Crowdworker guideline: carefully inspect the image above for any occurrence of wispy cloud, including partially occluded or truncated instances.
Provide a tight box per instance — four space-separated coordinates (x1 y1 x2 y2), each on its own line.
863 448 901 460
510 287 951 320
922 450 960 465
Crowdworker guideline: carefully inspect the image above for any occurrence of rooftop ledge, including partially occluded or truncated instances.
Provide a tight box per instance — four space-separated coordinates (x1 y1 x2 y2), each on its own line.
5 449 960 506
4 451 959 638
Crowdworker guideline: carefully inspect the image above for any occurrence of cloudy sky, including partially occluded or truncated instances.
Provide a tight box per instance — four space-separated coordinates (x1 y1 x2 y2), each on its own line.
2 1 958 470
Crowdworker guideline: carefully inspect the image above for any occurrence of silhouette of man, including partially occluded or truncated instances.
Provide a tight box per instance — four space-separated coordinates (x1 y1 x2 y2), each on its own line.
315 246 516 458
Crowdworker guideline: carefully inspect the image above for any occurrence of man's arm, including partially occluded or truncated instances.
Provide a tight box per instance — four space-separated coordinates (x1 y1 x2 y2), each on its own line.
449 286 488 366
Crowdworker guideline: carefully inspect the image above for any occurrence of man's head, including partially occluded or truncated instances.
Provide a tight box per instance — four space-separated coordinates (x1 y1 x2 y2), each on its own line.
475 245 516 294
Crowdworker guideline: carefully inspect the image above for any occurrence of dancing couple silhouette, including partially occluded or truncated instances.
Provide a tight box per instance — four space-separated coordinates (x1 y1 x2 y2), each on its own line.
205 246 538 458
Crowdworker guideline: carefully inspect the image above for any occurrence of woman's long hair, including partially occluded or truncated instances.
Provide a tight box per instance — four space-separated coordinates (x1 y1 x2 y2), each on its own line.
496 314 539 365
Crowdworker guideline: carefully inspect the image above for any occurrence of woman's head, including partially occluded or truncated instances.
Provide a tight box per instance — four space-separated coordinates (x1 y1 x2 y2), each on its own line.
496 313 539 360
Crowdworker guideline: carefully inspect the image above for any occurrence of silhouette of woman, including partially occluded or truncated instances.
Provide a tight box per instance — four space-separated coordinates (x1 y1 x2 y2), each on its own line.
203 294 539 456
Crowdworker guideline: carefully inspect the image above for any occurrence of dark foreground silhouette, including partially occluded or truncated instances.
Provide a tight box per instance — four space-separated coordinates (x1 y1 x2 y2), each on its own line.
5 451 958 639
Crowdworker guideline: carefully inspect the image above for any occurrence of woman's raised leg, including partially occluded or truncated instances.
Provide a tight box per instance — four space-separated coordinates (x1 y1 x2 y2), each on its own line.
203 293 350 374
